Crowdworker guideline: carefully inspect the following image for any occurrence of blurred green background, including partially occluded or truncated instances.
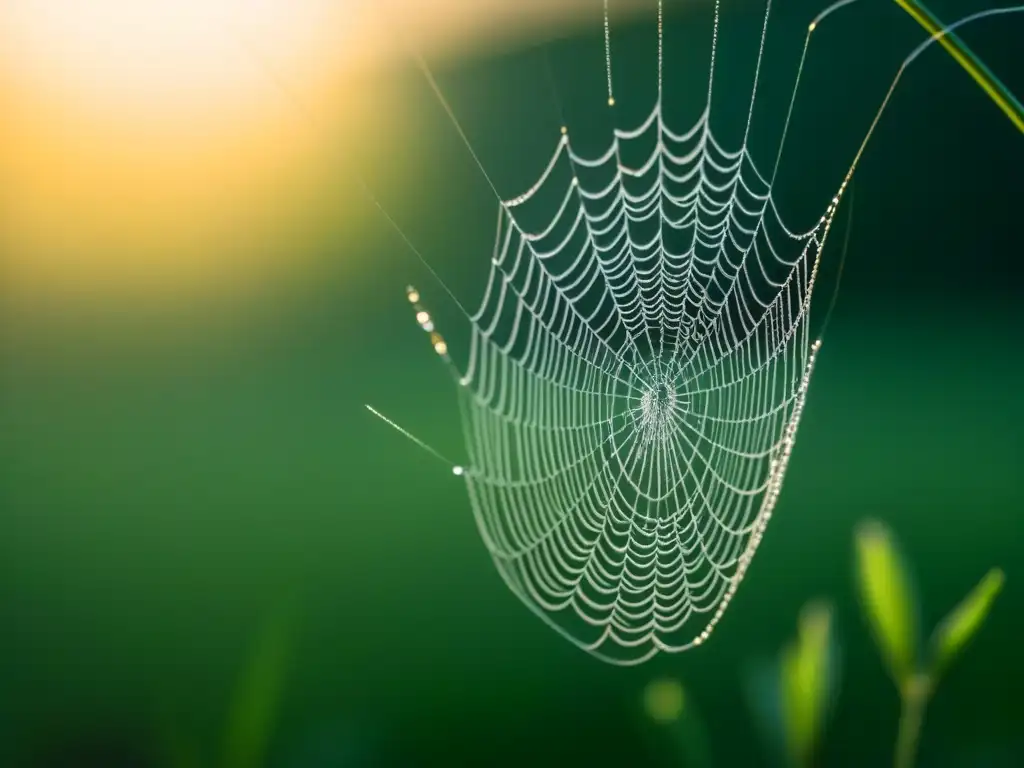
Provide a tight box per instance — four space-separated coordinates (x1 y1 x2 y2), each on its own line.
1 0 1021 765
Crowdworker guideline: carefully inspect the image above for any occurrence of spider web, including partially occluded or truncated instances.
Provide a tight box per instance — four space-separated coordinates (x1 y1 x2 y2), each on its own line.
379 0 1019 665
400 0 845 665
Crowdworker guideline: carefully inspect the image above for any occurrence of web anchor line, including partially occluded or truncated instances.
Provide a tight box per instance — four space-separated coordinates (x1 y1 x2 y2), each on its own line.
366 404 465 477
232 20 474 325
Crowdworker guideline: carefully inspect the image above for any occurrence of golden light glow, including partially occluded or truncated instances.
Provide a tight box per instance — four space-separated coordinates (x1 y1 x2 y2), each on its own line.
4 1 343 114
0 0 645 314
0 0 375 309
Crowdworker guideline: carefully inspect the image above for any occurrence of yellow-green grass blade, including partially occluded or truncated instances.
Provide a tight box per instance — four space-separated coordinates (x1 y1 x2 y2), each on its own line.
929 567 1005 679
781 601 836 768
895 0 1024 133
854 520 919 687
222 612 294 768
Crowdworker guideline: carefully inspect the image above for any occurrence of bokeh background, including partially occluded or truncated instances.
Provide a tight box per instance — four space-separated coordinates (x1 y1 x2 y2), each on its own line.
1 0 1021 765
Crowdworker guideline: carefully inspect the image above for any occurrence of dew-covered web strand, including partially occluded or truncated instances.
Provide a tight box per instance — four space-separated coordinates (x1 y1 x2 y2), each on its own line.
817 182 855 343
367 0 1023 665
604 0 615 105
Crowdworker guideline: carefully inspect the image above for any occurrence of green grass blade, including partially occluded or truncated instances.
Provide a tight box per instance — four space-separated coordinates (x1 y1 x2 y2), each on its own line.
929 568 1004 679
894 0 1024 133
781 601 837 768
222 612 294 768
854 520 919 687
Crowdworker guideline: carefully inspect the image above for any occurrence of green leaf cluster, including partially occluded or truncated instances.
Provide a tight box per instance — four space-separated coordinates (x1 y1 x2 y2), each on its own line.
642 519 1003 768
854 519 1003 768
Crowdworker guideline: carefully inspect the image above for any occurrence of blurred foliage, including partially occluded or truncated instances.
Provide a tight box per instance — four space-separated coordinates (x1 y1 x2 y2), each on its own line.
644 518 1003 768
854 519 1004 768
641 678 713 768
780 602 838 768
854 519 918 687
643 679 686 725
742 600 839 768
162 611 294 768
222 612 293 768
929 567 1005 680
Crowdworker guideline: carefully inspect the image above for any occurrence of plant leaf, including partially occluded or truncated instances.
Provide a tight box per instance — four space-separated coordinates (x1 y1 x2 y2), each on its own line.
781 601 837 768
641 678 713 768
854 519 919 687
222 611 294 768
643 678 686 725
929 568 1004 679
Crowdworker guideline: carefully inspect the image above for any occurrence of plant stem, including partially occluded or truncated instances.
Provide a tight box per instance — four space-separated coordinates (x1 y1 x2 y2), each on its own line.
894 675 931 768
893 0 1024 134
